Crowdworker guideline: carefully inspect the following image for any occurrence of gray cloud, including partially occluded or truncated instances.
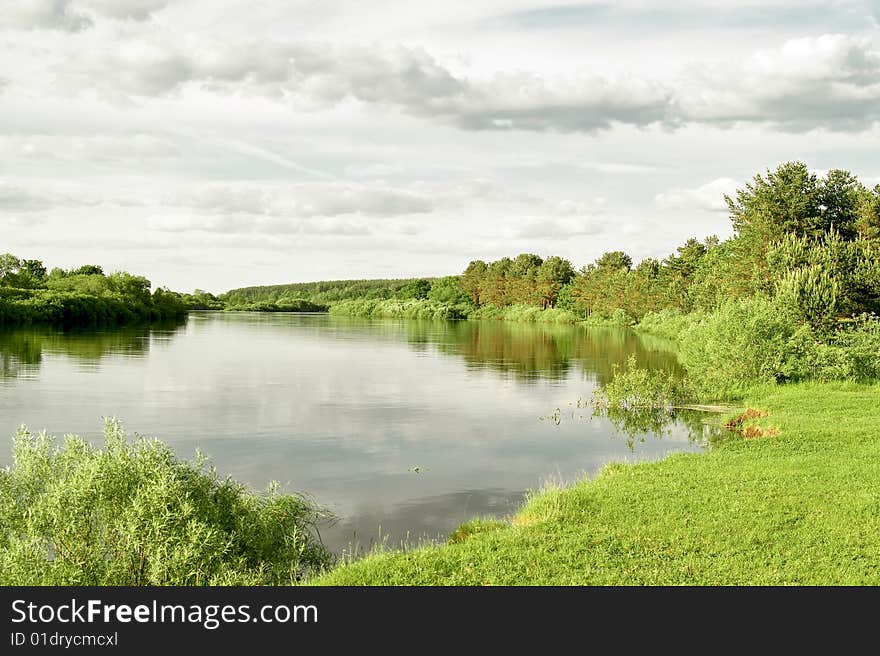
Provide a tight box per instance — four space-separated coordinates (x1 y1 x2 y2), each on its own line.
0 182 100 212
147 213 373 237
61 39 675 132
54 32 880 134
0 0 170 31
174 183 435 218
80 0 170 21
507 1 876 33
0 1 92 31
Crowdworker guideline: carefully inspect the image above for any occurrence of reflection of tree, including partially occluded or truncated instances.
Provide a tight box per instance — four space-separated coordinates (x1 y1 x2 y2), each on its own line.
596 405 729 451
0 319 185 379
404 320 683 383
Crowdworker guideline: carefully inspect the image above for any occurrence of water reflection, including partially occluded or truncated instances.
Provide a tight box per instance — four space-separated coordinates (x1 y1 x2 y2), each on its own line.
543 402 731 451
0 312 704 555
0 315 680 384
325 488 521 558
0 320 185 380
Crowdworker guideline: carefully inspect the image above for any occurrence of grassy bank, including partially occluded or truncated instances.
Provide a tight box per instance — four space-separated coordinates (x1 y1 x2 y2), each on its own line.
315 381 880 584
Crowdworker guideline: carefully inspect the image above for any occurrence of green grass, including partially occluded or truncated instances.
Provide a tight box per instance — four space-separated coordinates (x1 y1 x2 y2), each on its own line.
314 381 880 585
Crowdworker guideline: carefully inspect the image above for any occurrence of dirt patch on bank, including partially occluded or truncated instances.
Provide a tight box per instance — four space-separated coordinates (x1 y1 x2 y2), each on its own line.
725 408 779 439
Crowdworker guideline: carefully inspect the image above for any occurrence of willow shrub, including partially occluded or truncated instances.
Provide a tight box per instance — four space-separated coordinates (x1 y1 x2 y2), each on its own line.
0 420 332 585
677 296 816 397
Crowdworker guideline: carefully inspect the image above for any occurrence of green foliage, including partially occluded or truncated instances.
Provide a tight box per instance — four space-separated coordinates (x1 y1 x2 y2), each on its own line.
456 253 574 310
595 354 692 410
426 276 470 304
221 278 424 307
583 308 636 327
774 264 839 331
0 255 189 327
447 519 506 545
0 420 331 585
636 308 702 341
180 289 225 310
676 296 815 396
397 278 432 300
224 299 328 313
329 298 472 321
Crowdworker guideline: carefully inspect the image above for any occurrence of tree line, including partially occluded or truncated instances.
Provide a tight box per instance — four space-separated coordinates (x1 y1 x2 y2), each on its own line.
0 256 192 327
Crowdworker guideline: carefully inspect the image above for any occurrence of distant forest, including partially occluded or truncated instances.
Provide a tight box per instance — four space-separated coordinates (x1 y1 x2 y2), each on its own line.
226 162 880 327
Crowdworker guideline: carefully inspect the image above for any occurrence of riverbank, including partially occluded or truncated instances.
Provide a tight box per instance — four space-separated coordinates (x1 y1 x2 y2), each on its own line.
314 381 880 584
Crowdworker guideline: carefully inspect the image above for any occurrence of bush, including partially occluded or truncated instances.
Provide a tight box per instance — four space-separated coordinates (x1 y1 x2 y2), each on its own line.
328 298 471 320
803 314 880 382
636 308 702 342
583 308 636 327
0 420 331 585
677 296 815 396
596 354 692 411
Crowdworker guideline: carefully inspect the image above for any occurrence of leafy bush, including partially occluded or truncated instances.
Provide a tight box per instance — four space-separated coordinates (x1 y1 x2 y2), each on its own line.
801 314 880 382
676 296 815 396
636 308 702 341
583 308 636 327
329 298 471 320
0 420 331 585
225 298 328 313
595 354 692 411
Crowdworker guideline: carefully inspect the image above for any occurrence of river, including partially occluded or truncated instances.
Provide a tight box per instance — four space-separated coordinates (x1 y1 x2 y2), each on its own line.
0 312 714 555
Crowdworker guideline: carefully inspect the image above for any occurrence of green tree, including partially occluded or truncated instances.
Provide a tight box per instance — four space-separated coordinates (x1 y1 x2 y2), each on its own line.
460 260 488 305
427 276 470 304
398 278 432 300
72 265 105 276
0 254 22 285
536 256 575 308
726 162 823 243
596 251 633 272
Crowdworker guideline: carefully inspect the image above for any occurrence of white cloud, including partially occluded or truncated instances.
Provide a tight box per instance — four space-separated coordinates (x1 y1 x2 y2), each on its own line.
169 183 435 219
0 134 180 161
80 0 170 21
0 0 91 31
513 217 605 239
0 0 170 31
679 34 880 132
56 38 674 132
0 181 100 211
654 177 740 212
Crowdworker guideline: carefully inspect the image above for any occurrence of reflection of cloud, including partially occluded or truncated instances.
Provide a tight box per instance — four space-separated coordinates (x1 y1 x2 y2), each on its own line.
323 488 520 555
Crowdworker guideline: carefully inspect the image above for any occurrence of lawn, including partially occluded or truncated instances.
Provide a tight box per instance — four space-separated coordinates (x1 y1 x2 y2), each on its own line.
315 382 880 585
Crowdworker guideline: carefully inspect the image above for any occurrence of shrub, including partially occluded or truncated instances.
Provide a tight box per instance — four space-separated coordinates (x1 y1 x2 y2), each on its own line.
0 420 331 585
583 308 636 327
676 296 815 396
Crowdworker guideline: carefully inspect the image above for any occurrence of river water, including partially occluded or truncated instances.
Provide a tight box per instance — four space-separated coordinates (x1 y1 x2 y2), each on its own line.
0 312 713 555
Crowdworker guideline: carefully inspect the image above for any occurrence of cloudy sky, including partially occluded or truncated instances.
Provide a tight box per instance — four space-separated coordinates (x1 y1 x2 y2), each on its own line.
1 1 879 292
